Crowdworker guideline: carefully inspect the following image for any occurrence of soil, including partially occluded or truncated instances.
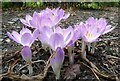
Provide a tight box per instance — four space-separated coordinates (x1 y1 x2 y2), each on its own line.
1 6 120 81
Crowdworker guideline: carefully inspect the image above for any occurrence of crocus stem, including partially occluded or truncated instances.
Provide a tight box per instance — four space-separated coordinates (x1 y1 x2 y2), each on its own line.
28 63 33 75
49 47 53 55
56 71 60 80
81 39 86 58
91 42 96 54
88 43 91 52
42 44 48 50
68 45 74 65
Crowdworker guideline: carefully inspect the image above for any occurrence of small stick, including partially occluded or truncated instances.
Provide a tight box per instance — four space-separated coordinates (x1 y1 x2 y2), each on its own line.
81 62 101 81
19 60 46 71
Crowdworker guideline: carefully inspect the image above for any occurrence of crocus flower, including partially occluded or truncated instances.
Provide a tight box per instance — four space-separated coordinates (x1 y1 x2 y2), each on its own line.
20 7 70 30
38 26 73 51
80 17 115 55
54 26 74 47
20 11 52 29
41 7 70 28
85 17 115 35
7 27 39 47
38 26 53 48
80 22 101 43
50 47 64 79
7 28 39 75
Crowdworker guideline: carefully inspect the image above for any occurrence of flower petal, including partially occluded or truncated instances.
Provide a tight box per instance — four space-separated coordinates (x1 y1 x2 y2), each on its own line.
6 32 20 43
103 25 115 34
20 27 32 35
55 47 64 63
12 31 21 43
21 46 32 62
30 29 39 45
50 47 64 79
20 18 29 26
49 33 64 51
21 33 32 47
63 26 74 46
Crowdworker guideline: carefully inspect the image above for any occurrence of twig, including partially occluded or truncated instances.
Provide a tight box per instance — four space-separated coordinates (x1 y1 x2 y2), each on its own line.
98 37 119 41
82 57 117 80
80 62 101 81
19 60 46 71
106 55 120 60
1 54 53 81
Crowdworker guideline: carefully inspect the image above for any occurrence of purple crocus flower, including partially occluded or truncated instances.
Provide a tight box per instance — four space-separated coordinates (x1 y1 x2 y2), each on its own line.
7 27 39 47
20 7 70 29
54 26 74 46
38 26 73 51
85 17 115 35
71 24 81 45
48 27 73 51
7 28 38 75
50 47 64 79
38 26 53 47
41 7 70 27
20 11 51 29
80 17 115 43
80 22 101 43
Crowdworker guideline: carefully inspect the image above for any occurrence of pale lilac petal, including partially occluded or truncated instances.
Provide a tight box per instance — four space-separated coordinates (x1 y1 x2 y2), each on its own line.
29 20 38 28
103 25 115 34
82 33 100 43
40 26 53 37
49 33 64 51
85 17 95 24
55 47 64 63
50 47 64 79
54 27 63 35
25 14 32 21
38 26 53 45
63 27 74 46
20 18 30 27
38 33 49 45
58 8 64 18
54 15 61 25
40 17 53 28
12 31 21 42
31 29 39 45
98 18 107 27
29 11 41 28
21 33 32 47
33 11 39 17
21 46 32 62
20 27 32 35
72 25 81 43
6 32 20 43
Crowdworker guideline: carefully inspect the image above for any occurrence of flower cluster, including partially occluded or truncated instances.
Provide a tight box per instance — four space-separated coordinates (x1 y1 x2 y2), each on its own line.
7 7 115 79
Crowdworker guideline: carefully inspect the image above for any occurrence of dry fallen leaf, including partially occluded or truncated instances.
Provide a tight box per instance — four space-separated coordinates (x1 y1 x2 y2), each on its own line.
64 64 80 81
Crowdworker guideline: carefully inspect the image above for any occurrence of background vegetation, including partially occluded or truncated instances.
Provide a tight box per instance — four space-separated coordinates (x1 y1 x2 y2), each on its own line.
2 2 120 9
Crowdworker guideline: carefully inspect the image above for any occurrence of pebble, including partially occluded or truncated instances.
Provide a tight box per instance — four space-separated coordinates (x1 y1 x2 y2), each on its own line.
21 69 28 74
0 38 3 42
8 21 14 24
12 18 19 22
5 38 11 43
110 17 114 20
16 26 21 28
